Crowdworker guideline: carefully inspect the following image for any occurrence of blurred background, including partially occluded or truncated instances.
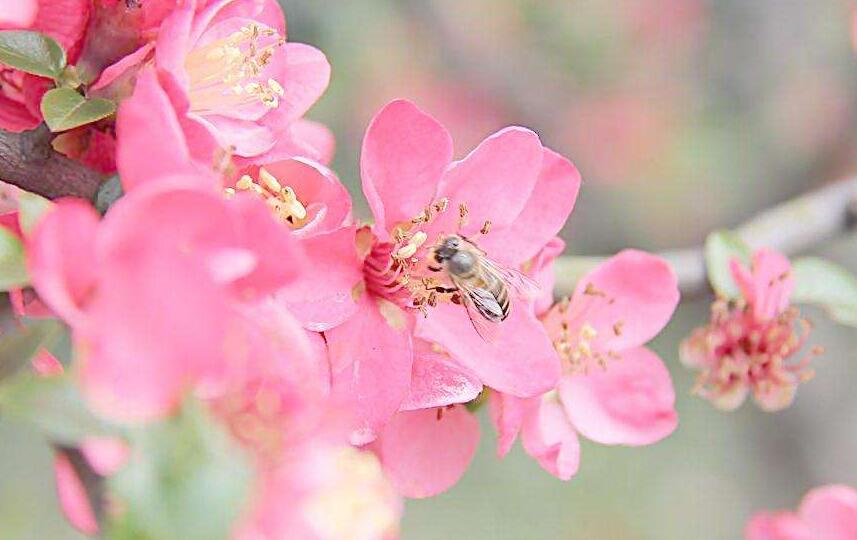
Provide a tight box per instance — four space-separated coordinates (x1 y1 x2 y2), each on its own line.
4 0 857 538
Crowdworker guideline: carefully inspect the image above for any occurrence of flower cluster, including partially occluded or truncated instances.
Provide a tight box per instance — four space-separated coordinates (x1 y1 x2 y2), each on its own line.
0 1 691 537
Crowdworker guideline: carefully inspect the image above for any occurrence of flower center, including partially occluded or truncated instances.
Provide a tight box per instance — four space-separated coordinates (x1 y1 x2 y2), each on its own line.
549 285 624 375
226 167 308 228
684 299 822 410
185 24 286 115
361 200 493 314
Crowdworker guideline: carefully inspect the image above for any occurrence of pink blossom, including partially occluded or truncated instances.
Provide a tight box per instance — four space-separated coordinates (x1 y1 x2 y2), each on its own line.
27 178 311 421
681 249 820 411
491 250 680 480
115 0 331 188
746 485 857 540
327 99 581 445
0 0 91 131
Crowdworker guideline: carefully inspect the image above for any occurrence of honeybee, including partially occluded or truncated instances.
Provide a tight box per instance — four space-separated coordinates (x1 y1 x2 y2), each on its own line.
430 234 539 339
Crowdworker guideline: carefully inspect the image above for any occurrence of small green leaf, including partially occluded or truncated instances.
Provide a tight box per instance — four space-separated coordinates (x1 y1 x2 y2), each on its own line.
0 30 66 79
41 88 116 132
704 230 751 298
0 319 63 381
791 257 857 327
109 401 251 540
0 372 120 444
17 190 52 236
0 226 29 290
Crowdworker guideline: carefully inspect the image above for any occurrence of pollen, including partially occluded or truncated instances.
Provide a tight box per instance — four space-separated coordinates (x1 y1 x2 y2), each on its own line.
231 168 308 227
184 23 287 114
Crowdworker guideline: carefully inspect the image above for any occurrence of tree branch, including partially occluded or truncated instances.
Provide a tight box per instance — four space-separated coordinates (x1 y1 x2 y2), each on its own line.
0 126 104 200
555 176 857 297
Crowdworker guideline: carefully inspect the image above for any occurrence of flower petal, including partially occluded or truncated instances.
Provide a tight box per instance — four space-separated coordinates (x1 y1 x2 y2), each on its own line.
375 407 480 498
401 340 482 411
27 198 99 325
261 43 331 124
545 249 679 353
745 511 812 540
521 395 581 480
731 248 794 321
416 301 560 398
488 391 526 457
54 451 98 535
327 297 414 444
290 119 335 165
799 485 857 540
433 126 543 237
0 0 37 27
478 148 580 266
361 100 453 236
559 347 677 446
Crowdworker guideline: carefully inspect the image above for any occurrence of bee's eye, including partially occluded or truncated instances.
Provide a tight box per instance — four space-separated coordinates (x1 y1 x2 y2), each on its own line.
449 237 460 248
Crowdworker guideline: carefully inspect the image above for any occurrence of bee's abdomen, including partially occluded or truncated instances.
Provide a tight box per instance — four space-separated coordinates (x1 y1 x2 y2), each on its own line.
493 281 510 321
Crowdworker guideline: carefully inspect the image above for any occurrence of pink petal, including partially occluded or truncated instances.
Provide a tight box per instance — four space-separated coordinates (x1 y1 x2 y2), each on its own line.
361 100 453 237
432 127 543 237
488 391 526 457
0 92 40 132
90 42 154 92
194 113 276 157
30 0 90 59
327 296 414 444
731 249 794 320
745 512 812 540
261 43 331 125
520 395 581 480
115 69 207 192
799 485 857 540
154 5 194 91
416 301 560 398
0 0 37 27
545 249 679 353
27 199 100 326
191 0 285 43
80 437 130 476
528 236 566 316
375 407 480 498
54 452 98 535
559 347 677 446
401 340 482 410
277 226 362 331
290 119 335 165
479 147 581 266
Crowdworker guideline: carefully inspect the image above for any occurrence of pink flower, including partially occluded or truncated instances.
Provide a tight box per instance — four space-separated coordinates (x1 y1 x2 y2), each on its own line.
746 485 857 540
681 249 820 411
327 99 580 445
27 177 310 421
0 0 91 131
115 0 331 189
491 250 680 480
225 157 361 331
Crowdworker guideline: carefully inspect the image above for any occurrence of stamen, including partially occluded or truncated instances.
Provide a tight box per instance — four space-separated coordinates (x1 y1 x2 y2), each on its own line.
231 169 308 227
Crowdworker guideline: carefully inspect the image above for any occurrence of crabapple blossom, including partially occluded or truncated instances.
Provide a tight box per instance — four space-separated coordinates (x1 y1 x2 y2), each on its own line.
491 250 680 480
327 99 581 447
681 249 821 411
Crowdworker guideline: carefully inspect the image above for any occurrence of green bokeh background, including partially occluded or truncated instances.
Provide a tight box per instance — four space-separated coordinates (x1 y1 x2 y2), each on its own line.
4 1 857 538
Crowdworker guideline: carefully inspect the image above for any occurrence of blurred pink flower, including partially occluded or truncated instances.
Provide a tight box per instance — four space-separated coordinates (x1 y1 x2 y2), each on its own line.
114 0 330 187
681 249 820 411
27 178 310 421
0 0 91 131
491 250 680 480
746 485 857 540
327 99 580 445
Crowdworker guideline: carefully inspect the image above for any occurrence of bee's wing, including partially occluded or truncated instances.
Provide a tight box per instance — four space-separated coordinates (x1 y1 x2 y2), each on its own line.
480 257 541 299
449 275 501 342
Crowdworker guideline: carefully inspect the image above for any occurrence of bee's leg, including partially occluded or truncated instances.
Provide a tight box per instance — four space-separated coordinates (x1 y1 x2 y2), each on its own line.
428 265 443 272
425 285 458 294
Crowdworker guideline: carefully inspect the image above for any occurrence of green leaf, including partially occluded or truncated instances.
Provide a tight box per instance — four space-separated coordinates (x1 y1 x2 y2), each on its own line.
17 190 52 236
41 88 116 132
0 319 63 381
109 401 251 540
0 226 29 290
704 230 751 298
0 30 66 79
791 257 857 327
0 372 120 444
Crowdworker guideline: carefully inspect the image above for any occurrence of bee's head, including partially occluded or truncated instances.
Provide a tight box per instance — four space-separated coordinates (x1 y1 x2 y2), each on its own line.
433 235 461 263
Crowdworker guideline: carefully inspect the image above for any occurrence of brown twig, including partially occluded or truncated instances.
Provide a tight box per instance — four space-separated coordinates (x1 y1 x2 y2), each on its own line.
0 125 104 200
555 176 857 297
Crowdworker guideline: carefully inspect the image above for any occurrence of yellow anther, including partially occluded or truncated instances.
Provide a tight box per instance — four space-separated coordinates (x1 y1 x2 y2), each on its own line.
236 175 254 190
268 78 285 96
285 198 307 221
410 231 428 248
258 167 282 193
480 220 492 235
396 243 418 259
580 323 597 341
224 187 236 198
